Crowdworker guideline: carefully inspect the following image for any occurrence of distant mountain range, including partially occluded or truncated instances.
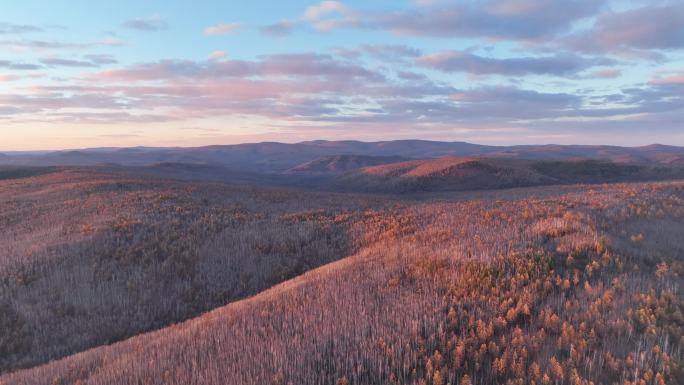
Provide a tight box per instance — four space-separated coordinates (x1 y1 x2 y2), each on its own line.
2 140 684 173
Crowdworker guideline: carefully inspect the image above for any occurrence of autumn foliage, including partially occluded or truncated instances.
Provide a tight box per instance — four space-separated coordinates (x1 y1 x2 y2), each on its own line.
0 170 682 385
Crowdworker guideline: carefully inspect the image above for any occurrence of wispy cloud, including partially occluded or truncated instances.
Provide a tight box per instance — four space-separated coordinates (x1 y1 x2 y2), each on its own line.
563 3 684 54
417 50 610 77
261 21 294 36
587 69 621 79
0 38 122 51
650 71 684 86
0 22 43 34
302 0 600 40
123 16 168 32
38 55 117 68
208 51 227 60
92 54 382 81
204 23 240 36
303 1 361 31
84 54 118 65
0 74 20 82
40 58 98 68
0 60 42 70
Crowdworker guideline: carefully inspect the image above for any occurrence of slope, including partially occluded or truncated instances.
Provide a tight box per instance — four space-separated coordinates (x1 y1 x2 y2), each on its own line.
0 169 387 373
336 157 684 193
3 180 683 385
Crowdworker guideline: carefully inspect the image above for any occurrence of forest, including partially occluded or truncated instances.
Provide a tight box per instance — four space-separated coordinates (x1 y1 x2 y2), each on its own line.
0 168 682 385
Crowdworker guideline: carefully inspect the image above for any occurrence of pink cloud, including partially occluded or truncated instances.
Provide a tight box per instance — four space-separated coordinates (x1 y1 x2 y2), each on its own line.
208 51 227 60
651 72 684 86
304 1 350 20
91 55 380 82
589 69 621 79
204 23 241 36
303 1 360 31
0 74 20 82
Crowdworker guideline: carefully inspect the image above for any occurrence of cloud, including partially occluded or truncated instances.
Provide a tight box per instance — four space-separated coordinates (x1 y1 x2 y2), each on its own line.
359 44 421 61
301 0 600 41
46 111 173 124
0 22 42 34
396 71 427 81
1 0 681 143
0 38 122 51
260 53 381 80
97 37 125 46
0 39 87 50
588 69 621 79
650 71 684 86
417 50 608 76
261 21 294 36
93 54 382 82
0 74 20 82
123 16 168 32
208 51 227 60
0 60 42 70
383 0 600 39
38 55 117 68
94 59 257 81
4 63 683 136
303 1 360 31
84 54 118 65
335 44 421 63
0 92 128 111
563 3 684 53
41 58 98 68
309 85 582 126
204 23 240 36
304 1 350 19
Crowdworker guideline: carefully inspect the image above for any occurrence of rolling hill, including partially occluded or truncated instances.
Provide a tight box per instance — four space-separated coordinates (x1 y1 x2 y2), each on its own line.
334 157 684 193
2 140 684 173
1 151 683 385
2 176 682 385
0 170 388 374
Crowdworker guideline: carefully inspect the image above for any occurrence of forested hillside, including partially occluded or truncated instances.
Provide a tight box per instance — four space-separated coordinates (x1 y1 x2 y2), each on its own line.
335 158 683 193
0 170 386 373
1 170 682 385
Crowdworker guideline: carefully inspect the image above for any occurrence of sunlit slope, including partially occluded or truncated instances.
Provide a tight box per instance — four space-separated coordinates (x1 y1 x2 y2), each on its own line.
4 181 683 385
336 157 683 192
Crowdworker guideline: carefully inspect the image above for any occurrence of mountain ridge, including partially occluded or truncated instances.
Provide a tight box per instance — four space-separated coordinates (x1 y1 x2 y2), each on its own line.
2 140 683 172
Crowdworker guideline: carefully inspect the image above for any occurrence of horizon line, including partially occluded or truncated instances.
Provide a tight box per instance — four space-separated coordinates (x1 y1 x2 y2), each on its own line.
0 139 677 153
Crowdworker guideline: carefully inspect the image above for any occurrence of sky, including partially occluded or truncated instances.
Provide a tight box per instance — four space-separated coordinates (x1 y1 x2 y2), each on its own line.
1 0 683 150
